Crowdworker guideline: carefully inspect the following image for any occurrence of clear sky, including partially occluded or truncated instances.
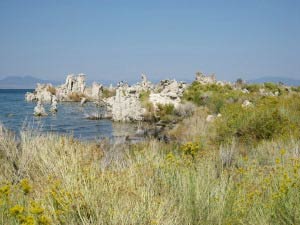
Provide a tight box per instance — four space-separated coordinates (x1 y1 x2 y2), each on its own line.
0 0 299 83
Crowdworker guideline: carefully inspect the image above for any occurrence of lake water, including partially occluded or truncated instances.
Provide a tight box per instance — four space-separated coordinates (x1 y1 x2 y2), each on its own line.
0 89 137 140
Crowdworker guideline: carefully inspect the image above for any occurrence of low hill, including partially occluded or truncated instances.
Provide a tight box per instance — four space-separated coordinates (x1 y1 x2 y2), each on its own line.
248 76 300 86
0 76 60 89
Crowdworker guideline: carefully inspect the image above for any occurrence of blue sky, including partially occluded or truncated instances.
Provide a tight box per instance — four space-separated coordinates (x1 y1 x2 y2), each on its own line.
0 0 299 83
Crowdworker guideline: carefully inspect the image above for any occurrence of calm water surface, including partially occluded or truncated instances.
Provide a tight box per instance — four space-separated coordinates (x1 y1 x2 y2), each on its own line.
0 89 136 140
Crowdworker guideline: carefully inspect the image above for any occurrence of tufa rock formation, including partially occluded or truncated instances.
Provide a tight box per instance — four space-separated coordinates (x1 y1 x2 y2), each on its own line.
149 79 187 109
26 74 97 102
50 95 58 113
104 81 145 122
34 100 47 116
195 72 216 85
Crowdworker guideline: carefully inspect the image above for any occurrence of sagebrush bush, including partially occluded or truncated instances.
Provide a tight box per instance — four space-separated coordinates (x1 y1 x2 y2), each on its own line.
175 102 196 117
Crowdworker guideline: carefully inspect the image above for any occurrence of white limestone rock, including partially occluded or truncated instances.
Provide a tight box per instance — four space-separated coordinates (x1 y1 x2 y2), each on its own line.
80 97 87 106
56 74 87 101
104 86 145 122
195 72 216 85
206 115 215 122
25 92 37 101
241 88 250 94
50 95 58 113
242 100 253 108
91 82 103 99
149 79 187 109
65 73 86 93
34 100 47 116
25 83 54 102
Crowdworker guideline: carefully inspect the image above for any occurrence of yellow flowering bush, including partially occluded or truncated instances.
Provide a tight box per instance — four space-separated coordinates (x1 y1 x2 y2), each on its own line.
20 179 31 195
180 142 202 157
0 180 53 225
9 205 24 216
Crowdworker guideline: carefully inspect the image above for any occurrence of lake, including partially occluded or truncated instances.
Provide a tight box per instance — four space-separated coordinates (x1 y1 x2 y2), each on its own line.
0 89 137 140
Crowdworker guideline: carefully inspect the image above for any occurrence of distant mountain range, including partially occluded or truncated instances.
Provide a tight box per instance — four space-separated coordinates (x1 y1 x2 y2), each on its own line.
0 76 60 89
1 75 299 89
247 76 300 86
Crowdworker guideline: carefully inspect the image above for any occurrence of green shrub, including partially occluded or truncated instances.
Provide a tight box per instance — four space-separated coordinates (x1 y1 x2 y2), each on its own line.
157 104 174 115
183 82 246 113
292 86 300 93
139 91 157 121
156 104 176 121
215 96 300 145
264 82 280 92
245 84 261 93
102 88 116 98
139 90 150 102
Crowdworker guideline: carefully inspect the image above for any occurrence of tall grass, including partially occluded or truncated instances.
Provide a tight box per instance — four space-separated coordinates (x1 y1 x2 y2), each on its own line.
1 126 300 224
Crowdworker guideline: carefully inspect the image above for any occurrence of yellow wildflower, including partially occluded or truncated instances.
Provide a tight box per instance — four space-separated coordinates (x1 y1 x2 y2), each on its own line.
280 148 286 155
19 215 35 225
20 179 31 195
30 201 44 214
38 215 51 225
180 142 201 157
10 205 24 216
0 184 10 196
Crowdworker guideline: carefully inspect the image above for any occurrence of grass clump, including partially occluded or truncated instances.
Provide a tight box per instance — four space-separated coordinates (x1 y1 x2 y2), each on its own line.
139 90 151 103
264 82 281 93
244 83 261 93
157 103 175 120
46 86 56 95
67 92 87 102
139 91 156 121
291 86 300 93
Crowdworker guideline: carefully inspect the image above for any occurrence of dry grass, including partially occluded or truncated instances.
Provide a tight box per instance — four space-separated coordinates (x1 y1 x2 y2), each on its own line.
1 126 300 224
67 92 87 102
168 107 211 143
46 86 57 95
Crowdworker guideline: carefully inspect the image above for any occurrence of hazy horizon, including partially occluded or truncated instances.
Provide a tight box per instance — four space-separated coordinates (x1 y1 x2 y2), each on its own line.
0 0 299 82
